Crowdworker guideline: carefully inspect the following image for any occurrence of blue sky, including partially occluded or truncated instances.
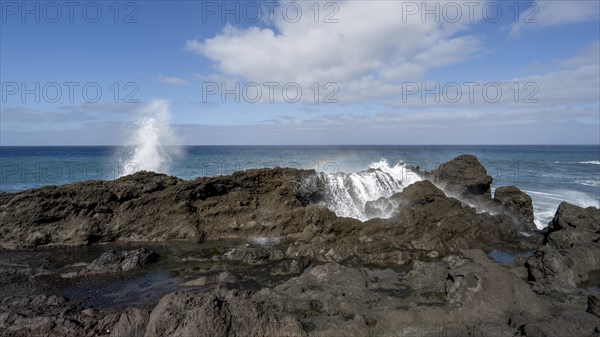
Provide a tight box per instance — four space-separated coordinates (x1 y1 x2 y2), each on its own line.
1 0 599 145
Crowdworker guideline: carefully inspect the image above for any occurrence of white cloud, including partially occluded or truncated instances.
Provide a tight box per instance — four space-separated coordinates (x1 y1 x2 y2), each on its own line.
157 75 188 86
186 0 485 101
510 0 600 36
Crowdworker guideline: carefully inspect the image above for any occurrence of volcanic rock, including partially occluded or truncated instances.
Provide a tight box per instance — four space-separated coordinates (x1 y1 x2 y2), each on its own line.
78 248 159 276
425 154 493 201
493 185 536 231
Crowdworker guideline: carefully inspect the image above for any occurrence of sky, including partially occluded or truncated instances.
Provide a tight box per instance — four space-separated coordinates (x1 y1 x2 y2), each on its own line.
1 0 599 145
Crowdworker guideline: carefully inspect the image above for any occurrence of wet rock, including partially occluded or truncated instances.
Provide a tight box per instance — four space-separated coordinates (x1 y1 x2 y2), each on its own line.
1 155 599 336
110 308 150 337
221 245 272 265
183 271 238 287
425 154 493 201
0 168 323 249
525 203 600 311
144 290 305 337
545 202 600 248
367 181 518 254
493 185 536 230
0 294 120 337
271 257 311 276
526 203 600 287
519 310 600 337
78 248 159 276
588 295 600 318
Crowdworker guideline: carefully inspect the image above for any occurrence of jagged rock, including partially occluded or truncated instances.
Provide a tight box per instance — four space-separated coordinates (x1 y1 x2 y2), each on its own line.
144 290 306 337
545 202 600 248
425 154 493 201
0 294 120 337
518 310 600 337
493 185 536 230
183 271 238 287
588 295 600 318
368 181 518 254
525 203 600 301
221 245 273 265
270 257 311 276
0 168 323 249
1 156 599 337
78 248 159 276
110 308 150 337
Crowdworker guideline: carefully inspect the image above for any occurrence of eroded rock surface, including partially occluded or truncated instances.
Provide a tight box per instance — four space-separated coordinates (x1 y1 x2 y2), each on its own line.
0 155 598 337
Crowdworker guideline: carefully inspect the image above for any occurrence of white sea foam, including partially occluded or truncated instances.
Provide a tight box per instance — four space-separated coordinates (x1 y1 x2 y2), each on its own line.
321 160 422 221
118 100 180 177
250 237 284 246
576 179 600 187
531 189 600 229
579 161 600 165
522 190 563 199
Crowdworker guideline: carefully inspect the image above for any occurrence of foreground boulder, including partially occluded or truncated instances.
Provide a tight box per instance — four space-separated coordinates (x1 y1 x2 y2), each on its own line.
545 202 600 248
109 250 600 337
526 203 600 301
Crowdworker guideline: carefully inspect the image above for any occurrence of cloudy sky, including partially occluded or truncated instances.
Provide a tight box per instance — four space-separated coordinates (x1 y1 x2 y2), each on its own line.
1 0 599 145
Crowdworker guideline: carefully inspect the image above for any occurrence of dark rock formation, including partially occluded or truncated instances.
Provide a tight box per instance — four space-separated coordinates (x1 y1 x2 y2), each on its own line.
0 294 120 337
144 290 305 337
588 295 600 318
525 202 600 306
425 154 493 201
76 248 159 276
545 202 600 248
0 168 324 250
493 185 536 231
110 308 150 337
0 155 599 337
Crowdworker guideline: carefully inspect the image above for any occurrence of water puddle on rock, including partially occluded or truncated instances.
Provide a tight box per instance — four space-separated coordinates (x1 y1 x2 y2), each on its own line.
579 270 600 293
486 249 532 265
19 239 304 309
59 269 182 309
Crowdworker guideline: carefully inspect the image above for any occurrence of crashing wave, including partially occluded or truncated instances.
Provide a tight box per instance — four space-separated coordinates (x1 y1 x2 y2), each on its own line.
319 160 422 221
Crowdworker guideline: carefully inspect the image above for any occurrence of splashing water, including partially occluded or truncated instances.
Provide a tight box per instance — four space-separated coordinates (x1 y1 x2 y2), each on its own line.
320 160 422 221
119 100 179 177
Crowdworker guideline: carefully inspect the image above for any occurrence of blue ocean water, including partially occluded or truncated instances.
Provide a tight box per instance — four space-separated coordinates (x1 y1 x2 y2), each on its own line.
1 145 599 228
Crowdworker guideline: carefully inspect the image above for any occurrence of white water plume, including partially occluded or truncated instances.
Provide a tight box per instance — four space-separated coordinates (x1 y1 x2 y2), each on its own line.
320 160 422 221
118 100 179 177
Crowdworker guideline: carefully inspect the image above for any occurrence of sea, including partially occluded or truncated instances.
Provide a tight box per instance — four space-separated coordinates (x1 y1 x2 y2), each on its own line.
1 145 599 229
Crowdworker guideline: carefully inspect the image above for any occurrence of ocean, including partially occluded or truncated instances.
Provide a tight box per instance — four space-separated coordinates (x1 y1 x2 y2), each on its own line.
1 145 598 229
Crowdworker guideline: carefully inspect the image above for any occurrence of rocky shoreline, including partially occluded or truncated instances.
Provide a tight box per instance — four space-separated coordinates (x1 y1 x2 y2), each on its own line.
0 155 598 336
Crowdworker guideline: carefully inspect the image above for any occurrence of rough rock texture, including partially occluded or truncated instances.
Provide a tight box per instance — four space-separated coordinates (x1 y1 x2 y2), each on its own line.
144 290 305 337
107 251 599 337
183 271 238 287
77 248 159 276
525 202 600 307
589 295 600 318
545 202 600 248
1 155 598 337
0 295 120 337
110 308 150 337
425 154 493 201
0 168 326 249
0 167 523 265
493 185 536 231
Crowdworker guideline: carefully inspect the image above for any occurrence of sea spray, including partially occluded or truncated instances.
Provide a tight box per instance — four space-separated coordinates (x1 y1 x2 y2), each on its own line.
320 160 422 221
118 100 180 177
